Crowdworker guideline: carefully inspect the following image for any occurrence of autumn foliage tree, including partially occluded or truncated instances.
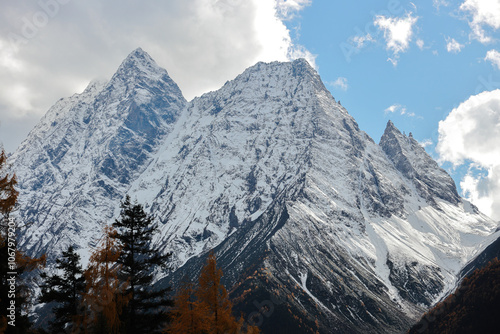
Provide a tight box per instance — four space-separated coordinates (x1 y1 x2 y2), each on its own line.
165 276 207 334
80 225 129 334
197 251 239 334
167 251 259 334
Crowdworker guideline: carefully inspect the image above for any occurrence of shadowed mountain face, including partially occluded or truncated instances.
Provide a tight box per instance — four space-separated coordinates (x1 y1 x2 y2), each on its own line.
11 49 500 333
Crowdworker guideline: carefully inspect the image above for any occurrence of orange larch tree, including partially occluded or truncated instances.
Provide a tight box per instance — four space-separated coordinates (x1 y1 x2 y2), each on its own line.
165 276 208 334
196 251 240 334
166 251 259 334
80 225 129 334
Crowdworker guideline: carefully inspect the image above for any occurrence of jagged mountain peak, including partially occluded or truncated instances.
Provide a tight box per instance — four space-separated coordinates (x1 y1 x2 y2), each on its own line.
380 120 460 205
110 47 175 85
189 57 338 124
381 120 420 146
382 120 414 141
127 46 149 58
121 47 157 69
249 57 314 73
99 47 186 124
385 119 397 131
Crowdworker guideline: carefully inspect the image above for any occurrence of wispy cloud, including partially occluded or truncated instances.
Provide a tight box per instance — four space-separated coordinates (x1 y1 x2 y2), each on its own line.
385 104 403 114
446 37 464 53
416 39 425 50
351 34 375 49
419 139 433 148
433 0 450 10
384 104 416 117
276 0 312 19
330 77 349 91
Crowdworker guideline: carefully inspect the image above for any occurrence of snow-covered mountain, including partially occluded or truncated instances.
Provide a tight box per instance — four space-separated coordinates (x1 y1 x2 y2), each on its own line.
11 49 500 333
11 48 186 259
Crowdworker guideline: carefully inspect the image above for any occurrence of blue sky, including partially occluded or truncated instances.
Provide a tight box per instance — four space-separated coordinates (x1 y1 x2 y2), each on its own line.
287 1 497 146
0 0 499 219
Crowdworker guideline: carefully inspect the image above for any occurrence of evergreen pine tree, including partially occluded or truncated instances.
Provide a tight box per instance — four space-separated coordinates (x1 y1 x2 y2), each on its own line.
80 226 129 334
112 195 172 334
40 245 85 333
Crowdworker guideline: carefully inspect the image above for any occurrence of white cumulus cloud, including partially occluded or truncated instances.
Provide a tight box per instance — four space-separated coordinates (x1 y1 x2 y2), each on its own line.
461 165 500 220
437 89 500 220
485 49 500 69
374 13 418 65
460 0 500 43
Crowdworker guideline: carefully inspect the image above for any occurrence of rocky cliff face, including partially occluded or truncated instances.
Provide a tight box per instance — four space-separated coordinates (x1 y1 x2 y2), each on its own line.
11 49 500 333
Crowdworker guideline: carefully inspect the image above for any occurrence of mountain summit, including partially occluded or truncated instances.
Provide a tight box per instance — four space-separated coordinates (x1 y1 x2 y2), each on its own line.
380 120 460 206
11 49 500 333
